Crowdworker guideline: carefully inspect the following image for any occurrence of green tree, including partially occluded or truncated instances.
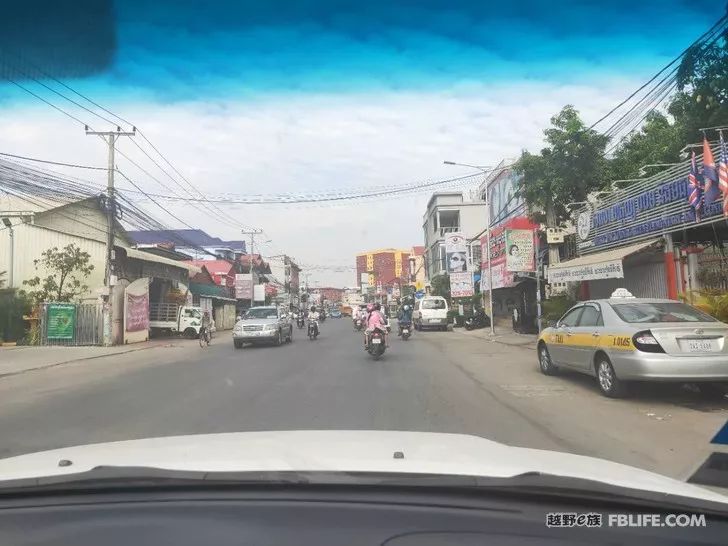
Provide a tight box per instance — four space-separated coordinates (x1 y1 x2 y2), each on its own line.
23 244 95 304
516 105 610 263
429 274 450 299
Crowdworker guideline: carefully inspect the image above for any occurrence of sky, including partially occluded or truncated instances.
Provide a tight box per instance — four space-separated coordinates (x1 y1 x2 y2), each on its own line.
0 0 722 285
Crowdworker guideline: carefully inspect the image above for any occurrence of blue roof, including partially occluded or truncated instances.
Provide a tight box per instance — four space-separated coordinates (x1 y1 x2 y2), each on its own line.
126 229 246 252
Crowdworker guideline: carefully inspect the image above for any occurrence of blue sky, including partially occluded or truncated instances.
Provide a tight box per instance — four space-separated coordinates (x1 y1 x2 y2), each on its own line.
1 1 724 284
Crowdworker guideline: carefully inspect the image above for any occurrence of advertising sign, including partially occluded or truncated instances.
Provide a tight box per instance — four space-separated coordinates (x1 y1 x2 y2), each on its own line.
125 293 149 332
450 272 474 298
46 303 76 340
235 274 253 299
547 259 624 283
505 229 535 272
480 226 515 290
253 284 265 303
445 231 468 273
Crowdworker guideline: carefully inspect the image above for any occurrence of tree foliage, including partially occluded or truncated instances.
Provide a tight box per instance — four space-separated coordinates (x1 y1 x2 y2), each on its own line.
429 274 450 300
23 244 95 304
0 270 5 289
515 105 610 227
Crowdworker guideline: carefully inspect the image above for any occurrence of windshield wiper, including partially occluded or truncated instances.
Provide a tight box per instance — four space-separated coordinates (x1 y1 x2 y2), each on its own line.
0 467 726 516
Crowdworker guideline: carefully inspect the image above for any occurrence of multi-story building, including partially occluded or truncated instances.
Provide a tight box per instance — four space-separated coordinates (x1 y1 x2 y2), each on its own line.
422 192 487 280
355 248 411 295
267 255 302 307
408 246 426 289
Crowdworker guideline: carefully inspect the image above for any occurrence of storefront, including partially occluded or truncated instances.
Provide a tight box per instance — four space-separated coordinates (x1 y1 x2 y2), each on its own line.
553 149 728 299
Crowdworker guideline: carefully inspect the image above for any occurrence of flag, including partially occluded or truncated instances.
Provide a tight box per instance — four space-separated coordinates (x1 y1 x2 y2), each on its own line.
702 136 719 205
688 150 703 222
719 132 728 217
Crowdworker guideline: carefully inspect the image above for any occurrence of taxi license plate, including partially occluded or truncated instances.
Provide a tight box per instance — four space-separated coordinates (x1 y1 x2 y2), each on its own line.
686 340 715 352
372 338 382 344
428 319 439 323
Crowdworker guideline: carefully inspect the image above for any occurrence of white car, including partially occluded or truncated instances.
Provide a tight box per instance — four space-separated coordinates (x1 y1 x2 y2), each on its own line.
413 296 449 331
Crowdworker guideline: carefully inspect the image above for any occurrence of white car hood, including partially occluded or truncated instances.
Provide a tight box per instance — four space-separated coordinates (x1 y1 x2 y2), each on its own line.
0 430 725 505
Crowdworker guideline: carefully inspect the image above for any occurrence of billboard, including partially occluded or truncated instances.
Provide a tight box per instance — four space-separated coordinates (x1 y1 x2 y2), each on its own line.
235 274 253 299
46 303 76 340
505 229 535 272
445 231 468 273
450 272 474 298
125 293 149 333
253 284 265 303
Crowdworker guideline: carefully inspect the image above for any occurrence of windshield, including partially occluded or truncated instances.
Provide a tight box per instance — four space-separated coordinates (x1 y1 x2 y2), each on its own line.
1 0 727 510
244 308 278 319
422 299 446 310
611 302 717 323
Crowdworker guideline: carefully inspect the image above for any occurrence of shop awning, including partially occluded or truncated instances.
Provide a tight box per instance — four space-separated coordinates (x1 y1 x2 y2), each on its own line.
123 247 201 274
189 282 236 301
547 239 660 283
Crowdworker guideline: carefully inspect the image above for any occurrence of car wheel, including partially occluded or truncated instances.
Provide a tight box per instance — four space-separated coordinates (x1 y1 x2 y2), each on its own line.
183 327 197 339
538 344 559 376
234 340 243 349
596 356 627 398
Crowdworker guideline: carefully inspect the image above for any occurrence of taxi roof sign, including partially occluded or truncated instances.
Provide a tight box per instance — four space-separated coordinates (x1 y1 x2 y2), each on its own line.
610 288 635 299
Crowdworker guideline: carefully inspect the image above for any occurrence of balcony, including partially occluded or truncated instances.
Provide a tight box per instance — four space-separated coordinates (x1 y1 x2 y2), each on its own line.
439 225 460 237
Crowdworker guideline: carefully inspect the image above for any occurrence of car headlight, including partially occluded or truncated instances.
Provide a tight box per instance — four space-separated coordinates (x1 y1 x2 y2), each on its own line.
263 323 278 331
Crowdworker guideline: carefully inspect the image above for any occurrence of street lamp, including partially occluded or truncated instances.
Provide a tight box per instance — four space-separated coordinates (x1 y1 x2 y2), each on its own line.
2 217 13 289
443 160 495 335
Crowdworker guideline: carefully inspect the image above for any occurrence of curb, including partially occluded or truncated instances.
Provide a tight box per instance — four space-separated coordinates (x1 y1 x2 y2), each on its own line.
0 344 164 380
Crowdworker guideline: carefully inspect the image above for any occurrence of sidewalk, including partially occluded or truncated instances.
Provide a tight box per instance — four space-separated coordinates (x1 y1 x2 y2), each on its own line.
451 323 538 351
0 339 182 378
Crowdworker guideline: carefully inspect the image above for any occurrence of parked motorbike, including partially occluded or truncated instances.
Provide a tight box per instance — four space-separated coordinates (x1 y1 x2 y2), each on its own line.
464 308 491 331
308 319 319 341
367 327 386 360
399 321 412 340
297 315 305 329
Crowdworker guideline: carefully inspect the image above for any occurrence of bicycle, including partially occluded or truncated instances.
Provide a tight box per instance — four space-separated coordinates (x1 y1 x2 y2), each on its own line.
199 327 211 348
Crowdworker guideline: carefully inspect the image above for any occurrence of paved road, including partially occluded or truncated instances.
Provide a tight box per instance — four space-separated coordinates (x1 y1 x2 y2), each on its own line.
0 319 726 480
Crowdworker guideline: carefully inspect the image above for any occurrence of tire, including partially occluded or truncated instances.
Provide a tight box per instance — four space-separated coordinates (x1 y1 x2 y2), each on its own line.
538 344 559 376
288 326 293 343
234 340 243 349
274 330 282 346
183 328 197 339
199 334 205 348
596 356 627 398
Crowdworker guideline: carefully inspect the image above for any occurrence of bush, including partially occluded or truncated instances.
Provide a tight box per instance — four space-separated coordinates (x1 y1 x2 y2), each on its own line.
542 295 576 324
446 310 459 324
682 291 728 323
0 289 31 343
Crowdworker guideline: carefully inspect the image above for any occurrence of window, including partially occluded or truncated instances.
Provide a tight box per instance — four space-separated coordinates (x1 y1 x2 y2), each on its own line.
578 305 602 327
422 299 446 310
610 302 716 323
469 242 482 267
559 306 582 327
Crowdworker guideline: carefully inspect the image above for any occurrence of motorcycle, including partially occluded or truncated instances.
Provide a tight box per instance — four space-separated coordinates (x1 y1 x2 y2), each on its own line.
464 308 491 331
354 318 363 331
308 319 319 341
399 321 412 341
366 327 386 360
296 314 305 329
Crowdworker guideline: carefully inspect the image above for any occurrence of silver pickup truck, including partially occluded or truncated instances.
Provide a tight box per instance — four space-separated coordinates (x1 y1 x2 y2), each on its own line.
233 306 293 348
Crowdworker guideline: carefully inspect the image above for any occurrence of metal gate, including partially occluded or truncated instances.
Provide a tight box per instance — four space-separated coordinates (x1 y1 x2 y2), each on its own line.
40 302 103 346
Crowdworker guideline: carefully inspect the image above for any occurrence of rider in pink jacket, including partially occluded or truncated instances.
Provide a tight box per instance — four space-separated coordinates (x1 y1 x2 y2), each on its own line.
365 302 388 348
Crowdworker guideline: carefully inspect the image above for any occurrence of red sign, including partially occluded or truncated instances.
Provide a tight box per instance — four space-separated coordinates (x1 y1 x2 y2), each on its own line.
235 275 253 299
126 293 149 332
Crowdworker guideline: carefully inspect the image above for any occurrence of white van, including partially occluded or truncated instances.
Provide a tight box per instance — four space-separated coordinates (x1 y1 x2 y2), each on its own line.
413 296 449 331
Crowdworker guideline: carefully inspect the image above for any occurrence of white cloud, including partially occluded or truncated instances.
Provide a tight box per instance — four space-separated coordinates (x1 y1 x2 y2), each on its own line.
0 77 641 285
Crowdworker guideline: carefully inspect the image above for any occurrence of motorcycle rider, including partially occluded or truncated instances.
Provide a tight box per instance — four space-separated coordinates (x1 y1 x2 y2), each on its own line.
364 302 388 349
200 310 212 341
308 305 320 336
397 304 413 336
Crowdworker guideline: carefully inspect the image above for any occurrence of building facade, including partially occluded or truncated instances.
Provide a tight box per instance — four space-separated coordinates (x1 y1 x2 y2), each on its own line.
355 248 411 296
422 192 487 280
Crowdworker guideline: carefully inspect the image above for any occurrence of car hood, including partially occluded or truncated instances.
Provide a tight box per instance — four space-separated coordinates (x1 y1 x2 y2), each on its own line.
0 431 726 504
237 318 278 325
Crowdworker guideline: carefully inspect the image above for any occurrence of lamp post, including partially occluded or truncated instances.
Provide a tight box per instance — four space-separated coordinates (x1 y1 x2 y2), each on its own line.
2 217 12 289
443 161 495 335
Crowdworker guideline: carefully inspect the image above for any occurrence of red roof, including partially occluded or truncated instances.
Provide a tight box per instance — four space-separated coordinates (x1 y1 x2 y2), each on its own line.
184 259 235 276
412 246 425 256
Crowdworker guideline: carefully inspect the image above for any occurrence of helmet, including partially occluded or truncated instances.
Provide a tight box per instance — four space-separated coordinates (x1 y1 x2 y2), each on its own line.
203 310 209 316
374 303 381 310
404 305 410 311
311 306 316 312
366 303 374 312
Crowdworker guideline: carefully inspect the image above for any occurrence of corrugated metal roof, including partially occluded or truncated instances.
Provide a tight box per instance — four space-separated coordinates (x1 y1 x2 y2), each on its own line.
124 247 201 273
548 239 661 271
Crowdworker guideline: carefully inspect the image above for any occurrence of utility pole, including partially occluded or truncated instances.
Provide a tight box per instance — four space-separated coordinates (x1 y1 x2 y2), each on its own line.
86 126 136 345
241 228 263 309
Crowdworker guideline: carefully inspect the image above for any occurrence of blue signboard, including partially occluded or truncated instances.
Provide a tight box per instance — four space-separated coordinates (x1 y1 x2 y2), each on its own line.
711 420 728 446
414 290 425 299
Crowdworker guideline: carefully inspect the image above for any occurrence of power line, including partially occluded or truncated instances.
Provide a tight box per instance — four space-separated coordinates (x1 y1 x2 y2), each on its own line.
0 151 106 170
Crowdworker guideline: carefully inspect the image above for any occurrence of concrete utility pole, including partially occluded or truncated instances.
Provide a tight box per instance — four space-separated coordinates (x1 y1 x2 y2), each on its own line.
241 228 264 308
86 126 135 346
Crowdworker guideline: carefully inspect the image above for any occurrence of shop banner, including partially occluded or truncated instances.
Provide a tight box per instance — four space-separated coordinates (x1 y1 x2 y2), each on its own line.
450 272 474 297
235 274 253 299
505 229 535 272
445 231 468 273
46 303 76 340
480 227 517 290
253 284 265 302
548 260 624 283
125 293 149 333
